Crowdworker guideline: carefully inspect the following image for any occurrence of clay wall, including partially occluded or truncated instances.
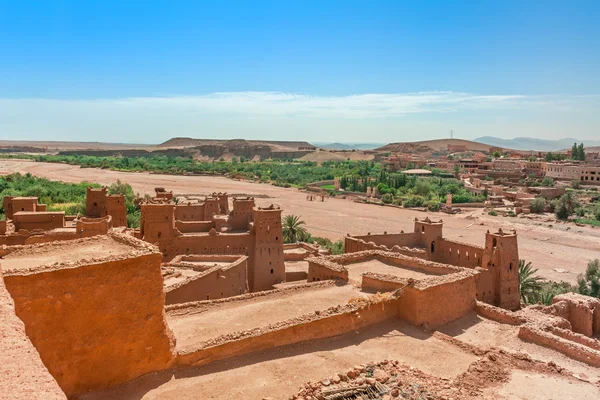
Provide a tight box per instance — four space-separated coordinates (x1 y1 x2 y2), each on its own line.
404 273 477 330
105 196 127 227
344 236 428 258
475 301 526 325
2 241 176 396
229 198 254 230
75 216 112 236
10 197 39 216
12 211 65 231
0 219 6 235
252 207 285 292
165 256 248 304
283 242 320 261
519 325 600 367
307 258 349 281
212 193 230 214
0 270 66 400
481 231 520 311
86 187 108 218
175 220 214 233
347 232 422 249
552 293 600 336
3 195 14 218
176 295 400 367
140 203 177 243
37 203 47 211
175 203 207 221
434 239 483 268
157 233 253 261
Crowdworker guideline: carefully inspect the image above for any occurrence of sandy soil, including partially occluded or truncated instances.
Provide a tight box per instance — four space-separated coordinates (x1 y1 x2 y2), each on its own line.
75 320 479 400
492 370 600 399
1 236 134 272
167 284 366 352
2 159 599 282
439 312 600 381
347 259 433 285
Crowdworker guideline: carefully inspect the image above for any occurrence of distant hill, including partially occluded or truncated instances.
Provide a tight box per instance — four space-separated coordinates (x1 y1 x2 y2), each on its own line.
377 139 497 153
159 137 315 151
313 142 385 150
475 136 600 152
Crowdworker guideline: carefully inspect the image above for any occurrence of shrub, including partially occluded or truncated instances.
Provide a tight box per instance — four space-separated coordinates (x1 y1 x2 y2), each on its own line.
529 198 546 213
488 210 498 216
381 193 394 204
426 200 440 212
541 177 555 187
596 206 600 221
403 195 426 208
571 180 581 189
576 259 600 298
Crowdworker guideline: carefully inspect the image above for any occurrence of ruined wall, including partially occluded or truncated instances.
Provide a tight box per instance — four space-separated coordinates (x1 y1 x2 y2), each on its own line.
519 325 600 367
75 216 112 237
307 258 349 282
481 230 520 311
86 187 107 218
0 270 66 400
12 211 65 231
229 198 254 231
0 219 6 235
3 250 176 396
552 293 600 336
165 257 248 304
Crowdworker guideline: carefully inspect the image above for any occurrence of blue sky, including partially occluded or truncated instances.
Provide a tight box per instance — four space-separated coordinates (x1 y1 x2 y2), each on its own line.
1 1 598 144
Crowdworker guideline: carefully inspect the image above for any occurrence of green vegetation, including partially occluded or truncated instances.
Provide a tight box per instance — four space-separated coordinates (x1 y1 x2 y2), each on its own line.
282 215 309 243
571 142 586 161
545 152 566 162
281 214 344 254
576 259 600 298
488 210 498 216
554 192 580 220
519 260 543 304
529 197 546 213
0 173 100 216
2 154 384 188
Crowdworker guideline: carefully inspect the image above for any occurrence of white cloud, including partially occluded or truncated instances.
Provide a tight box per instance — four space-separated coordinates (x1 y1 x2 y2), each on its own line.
0 91 598 143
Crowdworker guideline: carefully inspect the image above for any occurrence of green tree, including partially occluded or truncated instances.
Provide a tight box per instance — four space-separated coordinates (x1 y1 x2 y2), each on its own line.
519 260 543 304
578 143 585 161
571 142 579 160
282 214 308 243
493 151 502 158
555 192 579 220
577 259 600 298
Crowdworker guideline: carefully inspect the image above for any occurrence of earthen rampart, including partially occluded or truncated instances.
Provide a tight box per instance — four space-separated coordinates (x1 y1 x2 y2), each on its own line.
1 233 176 396
0 269 66 400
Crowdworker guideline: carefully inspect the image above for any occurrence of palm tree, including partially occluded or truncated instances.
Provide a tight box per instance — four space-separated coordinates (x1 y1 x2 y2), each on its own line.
519 260 543 304
282 215 308 243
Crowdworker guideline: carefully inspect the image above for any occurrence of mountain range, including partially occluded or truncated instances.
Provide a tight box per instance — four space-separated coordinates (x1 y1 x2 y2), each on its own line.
475 136 600 152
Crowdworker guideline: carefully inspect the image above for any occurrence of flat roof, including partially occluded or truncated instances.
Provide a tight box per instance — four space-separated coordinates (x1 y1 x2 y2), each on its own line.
1 234 152 274
167 283 367 352
346 258 436 285
401 169 432 175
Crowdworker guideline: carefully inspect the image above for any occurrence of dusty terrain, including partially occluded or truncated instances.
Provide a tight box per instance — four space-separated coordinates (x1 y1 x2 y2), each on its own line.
75 320 479 400
377 138 499 153
167 284 365 352
2 159 600 283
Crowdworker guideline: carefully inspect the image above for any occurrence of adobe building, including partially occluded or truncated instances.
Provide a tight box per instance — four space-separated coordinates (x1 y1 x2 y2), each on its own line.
135 195 285 292
86 187 127 226
344 218 520 310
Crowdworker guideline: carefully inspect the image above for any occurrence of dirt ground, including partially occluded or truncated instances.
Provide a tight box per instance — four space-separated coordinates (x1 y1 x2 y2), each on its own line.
75 320 479 400
2 159 600 283
167 284 366 352
347 259 433 285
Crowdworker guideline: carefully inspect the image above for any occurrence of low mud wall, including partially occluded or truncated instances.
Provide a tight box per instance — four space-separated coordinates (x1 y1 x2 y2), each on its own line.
475 301 526 325
519 325 600 367
0 270 66 400
177 294 400 367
